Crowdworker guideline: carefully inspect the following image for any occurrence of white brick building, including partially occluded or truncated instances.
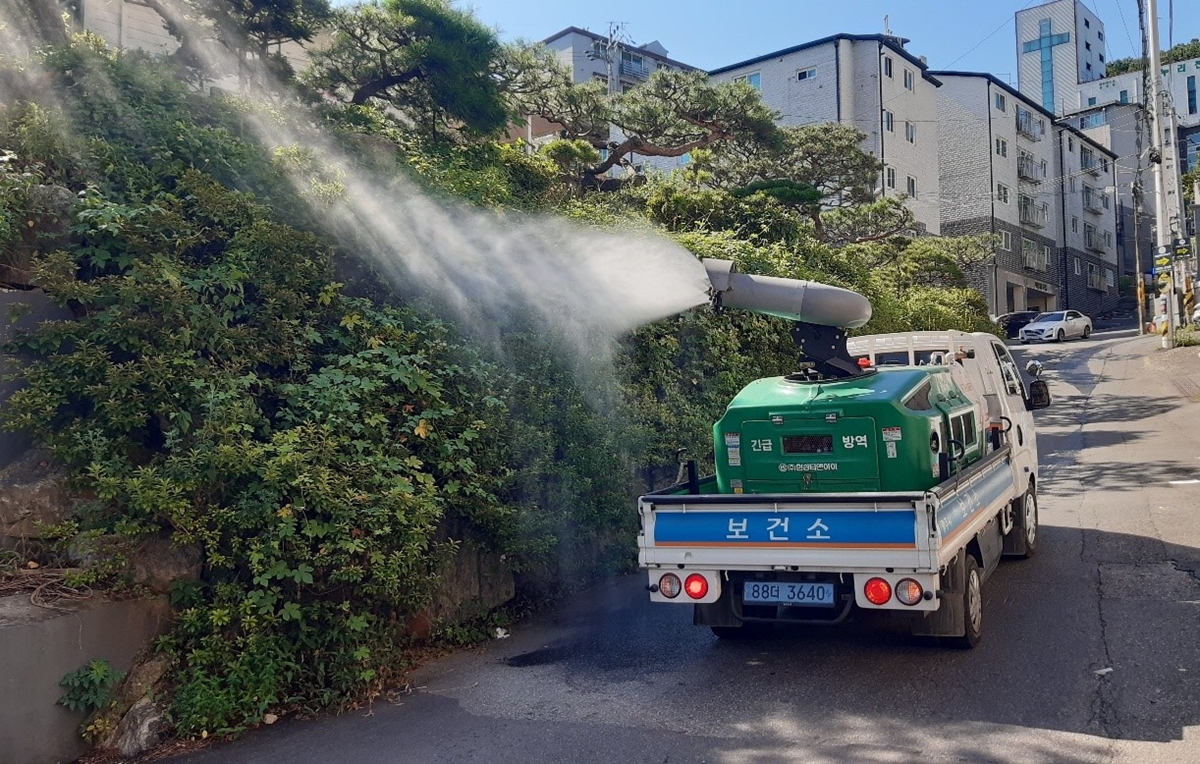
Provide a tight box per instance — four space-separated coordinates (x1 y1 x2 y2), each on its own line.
935 72 1119 315
1016 0 1106 116
709 34 942 235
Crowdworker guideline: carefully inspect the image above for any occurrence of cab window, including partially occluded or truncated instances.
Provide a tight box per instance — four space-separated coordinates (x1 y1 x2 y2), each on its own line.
991 342 1024 398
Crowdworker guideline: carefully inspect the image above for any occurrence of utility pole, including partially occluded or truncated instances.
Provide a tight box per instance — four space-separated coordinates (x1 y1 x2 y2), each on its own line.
1134 181 1146 334
1145 0 1176 347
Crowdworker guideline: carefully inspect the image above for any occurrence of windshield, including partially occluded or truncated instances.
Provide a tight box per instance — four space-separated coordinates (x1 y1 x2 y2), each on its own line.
1032 312 1065 323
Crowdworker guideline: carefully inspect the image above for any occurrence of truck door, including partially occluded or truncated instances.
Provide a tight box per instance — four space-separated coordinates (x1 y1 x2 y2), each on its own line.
989 341 1038 475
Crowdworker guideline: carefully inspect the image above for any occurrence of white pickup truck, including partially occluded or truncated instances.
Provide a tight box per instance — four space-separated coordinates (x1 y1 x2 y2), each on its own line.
638 331 1049 647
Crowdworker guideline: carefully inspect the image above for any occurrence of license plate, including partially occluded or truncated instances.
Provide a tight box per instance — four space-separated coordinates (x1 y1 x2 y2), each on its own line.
742 581 835 607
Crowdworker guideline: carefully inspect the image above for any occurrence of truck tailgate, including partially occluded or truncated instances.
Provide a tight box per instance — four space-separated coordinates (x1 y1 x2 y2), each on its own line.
639 493 935 572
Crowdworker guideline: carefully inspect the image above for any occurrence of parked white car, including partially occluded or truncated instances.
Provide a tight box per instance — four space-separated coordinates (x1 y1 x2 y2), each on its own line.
1019 310 1092 343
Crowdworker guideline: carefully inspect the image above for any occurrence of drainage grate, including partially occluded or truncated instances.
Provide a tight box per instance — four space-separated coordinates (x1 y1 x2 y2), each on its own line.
1172 378 1200 402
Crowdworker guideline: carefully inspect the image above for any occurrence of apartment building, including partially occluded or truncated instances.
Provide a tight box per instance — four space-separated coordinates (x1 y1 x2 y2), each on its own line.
1058 126 1121 314
708 35 941 235
935 72 1119 315
1016 0 1107 116
537 27 697 172
1062 102 1152 279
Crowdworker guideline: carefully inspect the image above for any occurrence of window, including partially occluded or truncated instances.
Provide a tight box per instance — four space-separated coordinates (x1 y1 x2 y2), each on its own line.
1068 137 1075 152
1098 31 1104 40
1074 257 1081 275
995 92 1007 112
884 109 894 132
906 176 918 198
1081 113 1105 129
1189 75 1197 115
1119 89 1129 104
797 67 817 81
621 50 646 76
1070 176 1076 192
1084 18 1090 28
1087 96 1097 106
1072 216 1079 233
904 68 914 90
999 230 1012 251
886 166 896 189
1085 42 1091 51
1042 245 1052 269
1106 268 1114 288
1099 53 1105 63
883 55 893 78
905 121 916 143
1104 230 1113 248
1085 63 1092 73
1022 237 1038 269
995 137 1008 157
996 183 1010 204
1088 262 1101 288
734 72 762 90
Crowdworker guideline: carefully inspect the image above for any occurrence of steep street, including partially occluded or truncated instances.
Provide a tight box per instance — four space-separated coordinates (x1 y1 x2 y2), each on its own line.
178 324 1200 764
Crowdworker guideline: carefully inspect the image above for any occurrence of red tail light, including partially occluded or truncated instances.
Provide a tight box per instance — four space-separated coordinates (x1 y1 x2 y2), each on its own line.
864 577 892 605
684 574 709 600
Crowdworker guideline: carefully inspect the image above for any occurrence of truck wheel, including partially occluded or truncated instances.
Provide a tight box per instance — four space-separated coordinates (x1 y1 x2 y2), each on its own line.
1016 487 1038 558
954 557 983 649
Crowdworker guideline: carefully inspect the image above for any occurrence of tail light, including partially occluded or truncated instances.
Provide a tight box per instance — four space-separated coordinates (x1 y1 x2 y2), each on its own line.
684 574 709 600
895 578 924 606
863 577 892 605
658 573 682 599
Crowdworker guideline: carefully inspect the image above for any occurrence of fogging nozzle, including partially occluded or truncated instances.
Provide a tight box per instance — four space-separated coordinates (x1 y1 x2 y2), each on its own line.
701 258 872 329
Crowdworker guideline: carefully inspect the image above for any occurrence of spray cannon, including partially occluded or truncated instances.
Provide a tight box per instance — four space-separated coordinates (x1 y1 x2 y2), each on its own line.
702 258 873 380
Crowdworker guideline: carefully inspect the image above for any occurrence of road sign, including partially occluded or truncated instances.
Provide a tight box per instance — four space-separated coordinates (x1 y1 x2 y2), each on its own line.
1155 255 1172 268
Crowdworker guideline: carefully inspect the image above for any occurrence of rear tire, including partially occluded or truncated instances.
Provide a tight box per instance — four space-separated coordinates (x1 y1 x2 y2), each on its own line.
953 557 983 649
1083 325 1091 339
1056 329 1065 342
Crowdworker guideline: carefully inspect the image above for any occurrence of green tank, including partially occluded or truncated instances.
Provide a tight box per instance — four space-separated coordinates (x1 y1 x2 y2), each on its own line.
713 367 986 495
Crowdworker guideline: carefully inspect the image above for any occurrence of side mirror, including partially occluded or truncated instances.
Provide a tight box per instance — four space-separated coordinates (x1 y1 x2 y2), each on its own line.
1027 379 1051 410
1025 360 1044 379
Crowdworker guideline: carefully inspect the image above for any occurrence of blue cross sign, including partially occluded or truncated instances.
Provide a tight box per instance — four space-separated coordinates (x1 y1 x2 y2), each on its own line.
1022 19 1071 112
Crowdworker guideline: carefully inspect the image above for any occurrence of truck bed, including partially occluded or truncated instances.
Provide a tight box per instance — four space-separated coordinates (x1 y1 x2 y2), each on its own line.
639 445 1015 575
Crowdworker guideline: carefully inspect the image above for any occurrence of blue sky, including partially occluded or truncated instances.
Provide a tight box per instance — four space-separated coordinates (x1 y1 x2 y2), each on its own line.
428 0 1199 84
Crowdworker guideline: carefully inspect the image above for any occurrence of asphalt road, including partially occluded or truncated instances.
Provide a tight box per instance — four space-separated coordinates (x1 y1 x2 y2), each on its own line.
179 323 1200 764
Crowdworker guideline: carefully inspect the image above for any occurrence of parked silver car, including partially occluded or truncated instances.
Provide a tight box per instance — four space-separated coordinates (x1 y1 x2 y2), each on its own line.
1019 310 1092 343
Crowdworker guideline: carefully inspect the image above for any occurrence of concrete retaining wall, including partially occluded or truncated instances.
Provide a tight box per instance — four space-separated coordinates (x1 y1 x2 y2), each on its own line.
0 595 170 764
